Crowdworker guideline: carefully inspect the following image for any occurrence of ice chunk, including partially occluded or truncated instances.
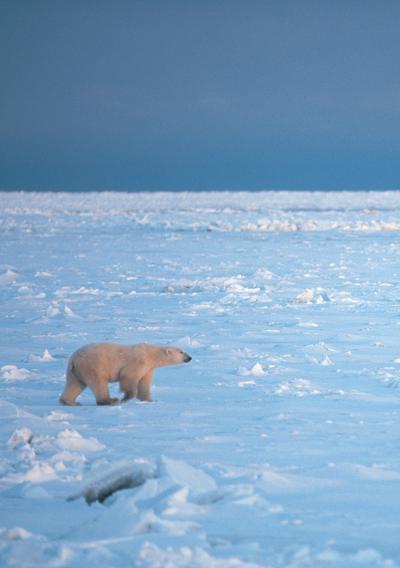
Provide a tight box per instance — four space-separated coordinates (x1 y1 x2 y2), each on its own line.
157 456 217 497
64 305 79 318
69 459 157 503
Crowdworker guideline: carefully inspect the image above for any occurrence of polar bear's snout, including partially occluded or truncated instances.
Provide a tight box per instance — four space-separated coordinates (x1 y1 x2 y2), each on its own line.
183 353 192 363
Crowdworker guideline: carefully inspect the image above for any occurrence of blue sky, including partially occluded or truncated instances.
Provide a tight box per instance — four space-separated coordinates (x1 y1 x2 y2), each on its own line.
1 1 400 191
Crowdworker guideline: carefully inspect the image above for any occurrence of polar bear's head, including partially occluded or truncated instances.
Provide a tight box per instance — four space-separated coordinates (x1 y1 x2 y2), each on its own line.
164 347 192 365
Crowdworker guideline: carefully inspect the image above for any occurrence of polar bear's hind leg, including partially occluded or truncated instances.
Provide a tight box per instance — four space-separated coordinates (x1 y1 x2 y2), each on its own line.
59 366 86 405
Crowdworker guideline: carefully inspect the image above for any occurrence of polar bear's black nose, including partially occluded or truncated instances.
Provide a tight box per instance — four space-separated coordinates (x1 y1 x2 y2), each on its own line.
184 353 192 363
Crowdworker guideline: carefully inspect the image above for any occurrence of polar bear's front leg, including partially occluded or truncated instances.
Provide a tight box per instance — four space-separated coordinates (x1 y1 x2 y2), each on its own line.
119 369 153 402
119 375 138 402
93 381 119 405
137 370 154 402
121 388 137 402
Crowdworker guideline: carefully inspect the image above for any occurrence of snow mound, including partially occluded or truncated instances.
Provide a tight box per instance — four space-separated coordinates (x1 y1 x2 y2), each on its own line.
352 464 400 481
134 510 200 536
0 527 34 541
238 380 256 387
280 545 396 568
23 462 57 483
274 379 322 397
177 336 202 349
57 430 105 453
238 363 267 377
46 303 60 317
137 542 263 568
7 428 33 448
1 365 31 381
0 269 17 285
28 349 55 363
0 527 73 567
294 288 330 304
377 368 400 389
304 343 335 366
46 411 72 422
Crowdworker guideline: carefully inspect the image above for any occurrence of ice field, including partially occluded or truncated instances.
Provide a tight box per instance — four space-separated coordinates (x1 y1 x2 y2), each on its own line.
1 190 400 567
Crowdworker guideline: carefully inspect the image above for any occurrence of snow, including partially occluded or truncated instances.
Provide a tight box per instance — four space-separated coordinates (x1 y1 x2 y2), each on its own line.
0 269 18 286
1 190 400 566
56 430 106 453
1 366 31 381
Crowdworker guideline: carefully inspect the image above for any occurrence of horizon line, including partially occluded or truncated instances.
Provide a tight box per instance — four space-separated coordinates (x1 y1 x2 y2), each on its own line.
1 187 400 193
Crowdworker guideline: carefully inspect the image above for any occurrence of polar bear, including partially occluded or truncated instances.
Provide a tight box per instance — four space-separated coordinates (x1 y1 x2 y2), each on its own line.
59 343 191 406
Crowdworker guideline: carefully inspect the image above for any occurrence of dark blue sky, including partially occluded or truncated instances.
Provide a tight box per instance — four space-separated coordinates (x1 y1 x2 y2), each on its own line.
1 1 400 191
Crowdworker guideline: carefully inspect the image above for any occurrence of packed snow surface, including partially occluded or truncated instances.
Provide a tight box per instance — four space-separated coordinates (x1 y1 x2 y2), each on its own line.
1 190 400 567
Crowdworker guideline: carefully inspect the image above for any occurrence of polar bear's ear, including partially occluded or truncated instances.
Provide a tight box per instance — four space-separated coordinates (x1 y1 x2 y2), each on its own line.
165 348 172 357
